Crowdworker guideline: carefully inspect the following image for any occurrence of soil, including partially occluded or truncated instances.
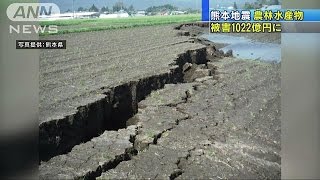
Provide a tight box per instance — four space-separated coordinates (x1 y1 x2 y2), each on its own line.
39 23 281 179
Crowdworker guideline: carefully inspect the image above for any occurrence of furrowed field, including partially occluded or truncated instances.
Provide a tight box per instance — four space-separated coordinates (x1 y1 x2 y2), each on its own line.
40 14 200 35
39 14 281 178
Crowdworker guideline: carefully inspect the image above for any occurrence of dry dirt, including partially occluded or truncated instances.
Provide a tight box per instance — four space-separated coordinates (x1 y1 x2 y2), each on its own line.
39 23 281 179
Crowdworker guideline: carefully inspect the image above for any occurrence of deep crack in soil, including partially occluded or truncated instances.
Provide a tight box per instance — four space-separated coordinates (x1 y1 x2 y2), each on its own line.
39 23 280 180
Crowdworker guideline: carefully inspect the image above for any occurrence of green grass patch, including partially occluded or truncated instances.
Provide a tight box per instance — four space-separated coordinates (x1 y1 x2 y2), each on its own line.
40 14 200 36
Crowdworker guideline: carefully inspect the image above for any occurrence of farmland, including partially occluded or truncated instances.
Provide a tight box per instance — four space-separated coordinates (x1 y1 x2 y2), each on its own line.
40 14 200 35
39 23 281 179
39 24 205 160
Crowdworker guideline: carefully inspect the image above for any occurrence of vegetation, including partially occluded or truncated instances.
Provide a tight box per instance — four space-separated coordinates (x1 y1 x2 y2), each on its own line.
88 4 99 12
183 8 200 14
243 2 255 9
263 0 280 5
113 2 125 12
40 14 200 36
127 5 135 15
271 0 280 5
243 0 281 9
146 4 178 15
77 3 133 13
233 2 238 9
100 6 109 13
74 3 197 15
78 7 85 12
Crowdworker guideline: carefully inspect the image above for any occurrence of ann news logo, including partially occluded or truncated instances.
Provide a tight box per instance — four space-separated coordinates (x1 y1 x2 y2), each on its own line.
6 3 60 34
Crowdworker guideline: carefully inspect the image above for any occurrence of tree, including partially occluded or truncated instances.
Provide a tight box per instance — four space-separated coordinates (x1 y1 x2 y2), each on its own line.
258 0 267 5
184 8 199 14
243 2 254 10
253 1 262 8
78 7 84 12
271 0 280 5
233 2 238 9
113 2 125 12
100 6 109 13
128 5 134 12
66 9 71 12
89 4 99 12
125 5 135 15
146 4 178 14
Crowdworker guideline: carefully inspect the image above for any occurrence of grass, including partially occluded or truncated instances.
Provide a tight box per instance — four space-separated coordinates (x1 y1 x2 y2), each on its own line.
40 14 201 36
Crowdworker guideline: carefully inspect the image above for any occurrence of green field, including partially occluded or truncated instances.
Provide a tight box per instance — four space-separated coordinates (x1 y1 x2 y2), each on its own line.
40 14 201 36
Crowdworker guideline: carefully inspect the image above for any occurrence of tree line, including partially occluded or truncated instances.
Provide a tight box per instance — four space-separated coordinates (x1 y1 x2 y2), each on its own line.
69 2 135 14
243 0 280 10
146 4 177 15
67 3 198 14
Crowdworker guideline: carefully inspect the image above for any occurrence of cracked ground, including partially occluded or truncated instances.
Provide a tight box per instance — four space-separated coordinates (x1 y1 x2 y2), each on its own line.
40 57 280 179
98 58 281 179
39 24 281 179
